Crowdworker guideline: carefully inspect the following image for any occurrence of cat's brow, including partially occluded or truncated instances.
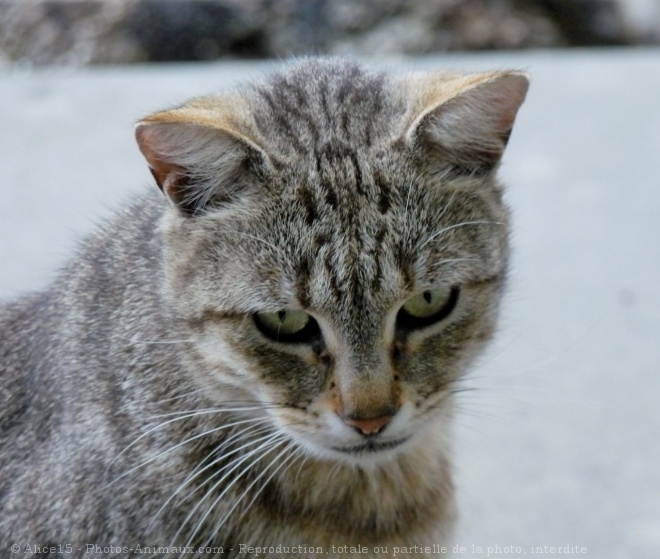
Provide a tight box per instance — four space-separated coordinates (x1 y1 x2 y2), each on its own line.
420 220 505 249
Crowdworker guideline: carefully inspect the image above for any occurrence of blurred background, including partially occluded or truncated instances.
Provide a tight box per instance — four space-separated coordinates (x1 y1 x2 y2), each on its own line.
1 0 659 67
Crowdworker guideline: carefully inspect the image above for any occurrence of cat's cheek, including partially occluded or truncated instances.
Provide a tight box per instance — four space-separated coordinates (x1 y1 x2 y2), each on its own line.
183 335 263 399
265 406 341 462
178 318 277 397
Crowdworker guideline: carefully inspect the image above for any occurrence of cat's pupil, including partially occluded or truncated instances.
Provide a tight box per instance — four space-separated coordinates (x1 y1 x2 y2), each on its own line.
397 286 460 333
253 310 321 344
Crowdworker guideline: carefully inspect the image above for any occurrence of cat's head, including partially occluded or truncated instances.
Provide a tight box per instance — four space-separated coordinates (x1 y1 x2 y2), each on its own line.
136 59 528 466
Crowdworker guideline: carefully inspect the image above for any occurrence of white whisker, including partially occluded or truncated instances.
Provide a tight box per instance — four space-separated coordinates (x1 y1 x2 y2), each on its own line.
132 339 196 346
145 405 272 421
172 432 286 549
176 425 276 504
404 175 415 217
434 257 481 267
225 230 283 256
420 220 503 249
109 406 268 470
290 447 311 485
148 387 208 406
436 188 458 223
202 441 299 550
113 333 196 346
106 416 269 487
147 425 275 531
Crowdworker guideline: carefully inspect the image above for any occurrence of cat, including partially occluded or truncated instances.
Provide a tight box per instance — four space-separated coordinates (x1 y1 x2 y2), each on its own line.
0 58 528 558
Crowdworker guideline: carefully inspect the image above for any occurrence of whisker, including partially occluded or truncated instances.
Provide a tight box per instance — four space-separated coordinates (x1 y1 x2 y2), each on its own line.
291 447 311 485
148 387 208 406
148 425 275 531
449 386 479 395
106 416 270 487
438 189 458 222
224 230 284 256
452 397 519 425
113 333 196 346
199 453 302 554
144 399 289 420
172 432 286 548
433 257 481 267
420 220 504 249
108 406 271 470
176 425 276 502
131 339 196 346
404 174 416 217
144 405 273 421
202 441 298 550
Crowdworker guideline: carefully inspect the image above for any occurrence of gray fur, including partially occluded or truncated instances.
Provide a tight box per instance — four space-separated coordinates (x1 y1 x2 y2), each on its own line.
0 59 527 557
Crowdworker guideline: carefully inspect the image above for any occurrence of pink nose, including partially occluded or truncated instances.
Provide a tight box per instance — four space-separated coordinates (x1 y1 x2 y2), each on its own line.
343 415 393 436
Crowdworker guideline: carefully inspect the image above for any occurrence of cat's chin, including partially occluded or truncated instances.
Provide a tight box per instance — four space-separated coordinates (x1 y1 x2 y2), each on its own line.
328 436 414 465
330 436 410 454
294 434 419 467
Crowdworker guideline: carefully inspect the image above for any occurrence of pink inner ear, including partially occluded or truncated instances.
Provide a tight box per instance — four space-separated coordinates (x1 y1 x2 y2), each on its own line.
484 74 529 139
134 119 269 215
412 73 529 168
135 124 179 192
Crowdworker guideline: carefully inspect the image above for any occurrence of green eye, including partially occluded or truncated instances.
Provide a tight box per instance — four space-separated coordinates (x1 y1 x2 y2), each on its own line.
397 286 460 331
253 310 321 343
402 289 452 318
257 310 310 335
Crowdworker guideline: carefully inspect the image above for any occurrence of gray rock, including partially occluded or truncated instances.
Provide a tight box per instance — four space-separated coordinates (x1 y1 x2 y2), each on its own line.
0 0 656 67
0 0 140 65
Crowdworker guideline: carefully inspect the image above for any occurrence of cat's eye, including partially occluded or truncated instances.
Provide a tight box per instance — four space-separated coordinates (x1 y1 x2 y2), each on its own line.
253 310 321 344
396 286 460 332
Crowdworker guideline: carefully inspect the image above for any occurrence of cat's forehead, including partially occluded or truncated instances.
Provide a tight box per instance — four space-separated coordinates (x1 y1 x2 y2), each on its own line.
248 59 407 158
262 139 412 250
246 62 415 237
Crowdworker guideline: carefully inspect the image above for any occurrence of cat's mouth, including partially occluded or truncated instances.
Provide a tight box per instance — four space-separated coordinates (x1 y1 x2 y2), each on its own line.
331 437 410 455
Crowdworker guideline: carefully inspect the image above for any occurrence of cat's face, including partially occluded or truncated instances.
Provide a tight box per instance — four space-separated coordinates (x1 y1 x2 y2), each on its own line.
137 60 527 466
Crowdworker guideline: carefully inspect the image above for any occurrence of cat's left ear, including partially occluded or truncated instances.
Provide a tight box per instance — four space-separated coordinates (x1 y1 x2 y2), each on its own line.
404 71 529 173
135 96 270 215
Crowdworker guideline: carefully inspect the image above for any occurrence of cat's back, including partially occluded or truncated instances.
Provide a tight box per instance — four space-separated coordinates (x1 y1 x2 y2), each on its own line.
0 291 71 523
0 194 166 458
0 290 54 435
0 194 184 542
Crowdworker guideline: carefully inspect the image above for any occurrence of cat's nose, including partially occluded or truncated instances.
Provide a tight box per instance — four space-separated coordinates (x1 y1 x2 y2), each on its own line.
343 415 393 436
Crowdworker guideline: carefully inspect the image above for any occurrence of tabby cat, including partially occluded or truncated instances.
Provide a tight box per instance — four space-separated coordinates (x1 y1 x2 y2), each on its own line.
0 59 528 557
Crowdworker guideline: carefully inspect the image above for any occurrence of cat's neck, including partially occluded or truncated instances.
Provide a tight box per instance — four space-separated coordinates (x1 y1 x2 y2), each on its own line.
236 429 455 549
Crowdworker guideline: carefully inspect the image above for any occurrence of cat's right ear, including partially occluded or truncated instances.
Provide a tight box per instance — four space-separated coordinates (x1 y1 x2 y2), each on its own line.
135 101 270 215
403 71 529 175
